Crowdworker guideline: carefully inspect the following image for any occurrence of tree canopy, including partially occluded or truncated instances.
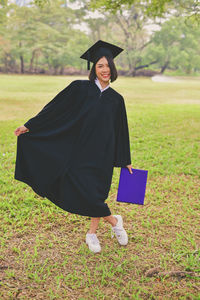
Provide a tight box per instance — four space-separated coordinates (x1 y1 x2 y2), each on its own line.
0 0 199 75
89 0 200 21
0 0 90 74
1 0 199 20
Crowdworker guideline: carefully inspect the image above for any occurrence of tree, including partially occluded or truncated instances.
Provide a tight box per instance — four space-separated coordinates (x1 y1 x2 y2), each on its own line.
145 17 200 74
0 0 199 75
1 0 197 20
0 0 90 73
89 0 200 21
83 4 158 76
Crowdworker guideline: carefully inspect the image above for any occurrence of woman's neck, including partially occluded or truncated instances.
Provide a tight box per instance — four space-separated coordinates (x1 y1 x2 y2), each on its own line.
96 78 109 90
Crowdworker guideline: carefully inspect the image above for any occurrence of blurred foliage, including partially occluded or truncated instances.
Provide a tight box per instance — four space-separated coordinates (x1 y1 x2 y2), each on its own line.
0 0 199 75
89 0 172 16
0 0 90 74
34 0 49 7
0 0 8 5
89 0 200 22
83 3 200 75
145 17 200 74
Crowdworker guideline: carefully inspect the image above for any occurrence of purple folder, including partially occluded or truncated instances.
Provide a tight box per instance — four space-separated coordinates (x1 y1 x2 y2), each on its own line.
116 168 148 205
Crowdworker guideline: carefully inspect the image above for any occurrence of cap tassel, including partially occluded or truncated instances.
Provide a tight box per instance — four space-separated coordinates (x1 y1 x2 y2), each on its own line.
87 60 90 70
87 51 90 70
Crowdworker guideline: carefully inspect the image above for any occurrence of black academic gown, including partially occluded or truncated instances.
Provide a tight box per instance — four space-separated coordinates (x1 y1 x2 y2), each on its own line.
14 80 131 217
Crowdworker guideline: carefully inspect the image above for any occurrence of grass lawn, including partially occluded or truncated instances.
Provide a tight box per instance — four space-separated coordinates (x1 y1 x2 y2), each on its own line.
0 74 199 299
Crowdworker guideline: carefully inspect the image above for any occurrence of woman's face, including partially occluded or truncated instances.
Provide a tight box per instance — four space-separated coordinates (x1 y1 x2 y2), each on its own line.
95 56 111 84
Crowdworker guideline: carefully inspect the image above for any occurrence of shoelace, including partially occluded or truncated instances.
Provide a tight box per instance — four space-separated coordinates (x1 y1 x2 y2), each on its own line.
111 227 124 238
88 234 99 244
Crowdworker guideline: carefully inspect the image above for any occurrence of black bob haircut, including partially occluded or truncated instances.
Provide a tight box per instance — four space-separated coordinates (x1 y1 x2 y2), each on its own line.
89 56 118 83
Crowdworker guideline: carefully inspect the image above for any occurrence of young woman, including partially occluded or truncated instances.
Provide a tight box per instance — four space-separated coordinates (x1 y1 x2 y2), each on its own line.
14 40 133 253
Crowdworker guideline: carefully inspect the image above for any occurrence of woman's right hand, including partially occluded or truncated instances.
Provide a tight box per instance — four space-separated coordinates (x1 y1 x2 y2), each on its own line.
14 125 29 136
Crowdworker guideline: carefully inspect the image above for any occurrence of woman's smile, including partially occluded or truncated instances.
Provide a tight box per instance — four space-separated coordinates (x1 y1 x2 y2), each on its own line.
102 74 110 78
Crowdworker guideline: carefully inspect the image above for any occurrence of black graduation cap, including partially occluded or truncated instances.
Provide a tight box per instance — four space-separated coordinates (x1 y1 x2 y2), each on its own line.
80 40 124 70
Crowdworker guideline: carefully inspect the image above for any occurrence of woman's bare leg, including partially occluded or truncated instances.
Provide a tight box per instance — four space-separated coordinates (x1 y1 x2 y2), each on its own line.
103 215 118 227
88 217 101 234
88 215 118 234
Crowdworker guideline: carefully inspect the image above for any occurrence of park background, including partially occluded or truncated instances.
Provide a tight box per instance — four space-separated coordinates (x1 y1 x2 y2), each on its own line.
0 0 200 299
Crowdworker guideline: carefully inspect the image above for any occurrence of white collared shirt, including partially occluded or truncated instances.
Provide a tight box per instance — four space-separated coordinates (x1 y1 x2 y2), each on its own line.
95 77 110 92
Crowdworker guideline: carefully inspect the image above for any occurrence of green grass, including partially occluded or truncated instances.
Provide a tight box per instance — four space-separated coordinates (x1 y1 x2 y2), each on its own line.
0 74 200 299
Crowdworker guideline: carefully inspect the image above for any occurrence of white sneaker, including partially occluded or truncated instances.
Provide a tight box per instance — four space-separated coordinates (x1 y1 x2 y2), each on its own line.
111 215 128 246
86 233 101 253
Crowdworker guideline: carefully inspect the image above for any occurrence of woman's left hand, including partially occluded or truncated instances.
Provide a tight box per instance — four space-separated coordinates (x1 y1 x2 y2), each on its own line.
126 164 133 174
14 125 29 136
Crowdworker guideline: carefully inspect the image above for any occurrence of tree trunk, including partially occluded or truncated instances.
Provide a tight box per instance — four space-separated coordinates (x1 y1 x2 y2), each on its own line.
19 41 24 73
132 69 136 76
53 66 59 75
160 61 169 73
34 56 38 73
135 60 158 70
3 53 9 73
126 68 136 76
127 60 158 76
29 49 37 73
20 55 24 73
59 66 64 75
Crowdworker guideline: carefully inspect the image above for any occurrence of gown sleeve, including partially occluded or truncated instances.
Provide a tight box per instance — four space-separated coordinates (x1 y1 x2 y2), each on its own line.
24 80 79 133
113 96 132 168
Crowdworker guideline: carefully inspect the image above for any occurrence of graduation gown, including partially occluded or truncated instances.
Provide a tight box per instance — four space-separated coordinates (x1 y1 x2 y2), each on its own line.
14 80 131 217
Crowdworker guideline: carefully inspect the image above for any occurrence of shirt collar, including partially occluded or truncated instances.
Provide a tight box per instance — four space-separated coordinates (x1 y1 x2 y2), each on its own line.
95 77 110 92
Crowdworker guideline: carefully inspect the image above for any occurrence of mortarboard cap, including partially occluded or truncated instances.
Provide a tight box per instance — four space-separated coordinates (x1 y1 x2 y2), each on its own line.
80 40 124 70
